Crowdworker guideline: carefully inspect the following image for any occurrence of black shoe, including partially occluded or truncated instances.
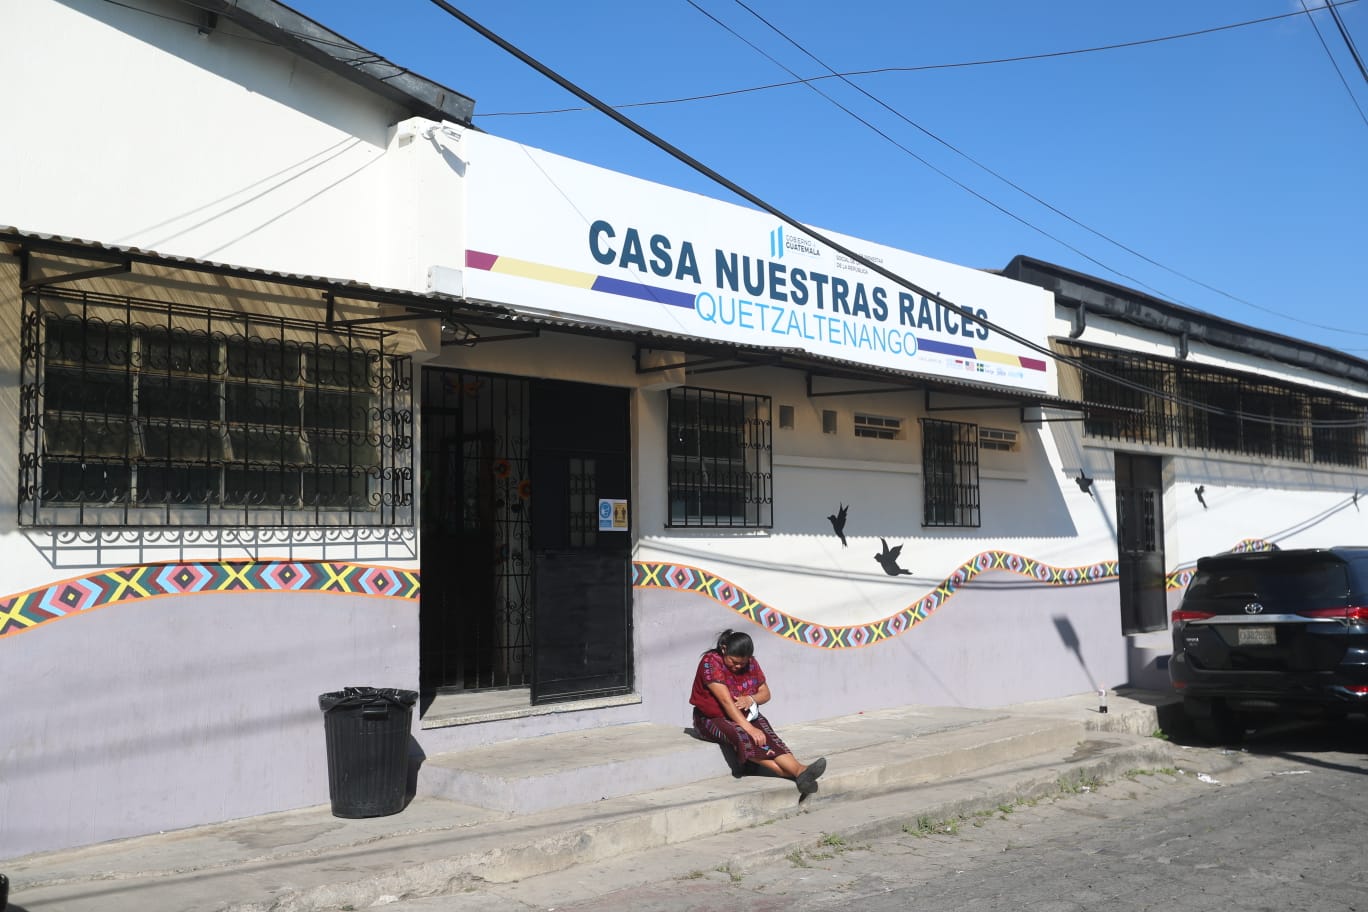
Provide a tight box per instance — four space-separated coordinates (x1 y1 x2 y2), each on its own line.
796 757 827 795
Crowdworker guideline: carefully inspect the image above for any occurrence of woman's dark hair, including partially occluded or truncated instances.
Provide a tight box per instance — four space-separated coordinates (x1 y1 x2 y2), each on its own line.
715 629 754 658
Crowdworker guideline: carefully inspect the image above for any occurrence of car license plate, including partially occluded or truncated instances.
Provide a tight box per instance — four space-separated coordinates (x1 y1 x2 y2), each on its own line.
1238 626 1276 646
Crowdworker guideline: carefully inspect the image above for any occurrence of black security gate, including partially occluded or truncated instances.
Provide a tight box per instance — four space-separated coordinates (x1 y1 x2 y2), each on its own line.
530 380 632 703
419 370 531 692
1115 452 1167 634
420 370 632 704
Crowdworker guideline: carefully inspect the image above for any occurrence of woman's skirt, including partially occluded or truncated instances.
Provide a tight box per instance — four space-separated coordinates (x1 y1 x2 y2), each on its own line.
692 708 791 763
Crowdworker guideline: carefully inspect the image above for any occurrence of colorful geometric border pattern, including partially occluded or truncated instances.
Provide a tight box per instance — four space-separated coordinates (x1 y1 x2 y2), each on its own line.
1163 538 1279 592
633 550 1120 650
0 561 420 640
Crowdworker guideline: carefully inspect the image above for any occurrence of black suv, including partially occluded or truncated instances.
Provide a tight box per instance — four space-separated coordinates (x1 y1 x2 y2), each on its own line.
1170 547 1368 742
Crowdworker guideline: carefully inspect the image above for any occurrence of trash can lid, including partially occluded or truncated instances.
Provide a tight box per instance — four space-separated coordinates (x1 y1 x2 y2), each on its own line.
319 686 419 712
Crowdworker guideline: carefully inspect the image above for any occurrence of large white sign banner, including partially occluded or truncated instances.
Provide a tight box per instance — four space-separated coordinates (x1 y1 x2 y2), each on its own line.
459 132 1053 394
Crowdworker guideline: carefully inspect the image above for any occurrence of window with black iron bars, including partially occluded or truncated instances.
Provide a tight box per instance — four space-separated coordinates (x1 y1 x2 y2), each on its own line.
19 290 413 528
921 417 980 527
1066 342 1366 468
667 387 772 528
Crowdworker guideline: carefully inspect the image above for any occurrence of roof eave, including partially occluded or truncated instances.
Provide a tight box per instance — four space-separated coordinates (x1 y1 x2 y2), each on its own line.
180 0 476 126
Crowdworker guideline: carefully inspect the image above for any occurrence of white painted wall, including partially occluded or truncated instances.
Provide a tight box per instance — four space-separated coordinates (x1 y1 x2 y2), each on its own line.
1055 310 1368 570
0 0 456 293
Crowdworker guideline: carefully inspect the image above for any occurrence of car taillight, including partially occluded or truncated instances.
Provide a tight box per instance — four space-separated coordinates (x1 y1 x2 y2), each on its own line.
1171 609 1214 623
1346 685 1368 696
1297 606 1368 621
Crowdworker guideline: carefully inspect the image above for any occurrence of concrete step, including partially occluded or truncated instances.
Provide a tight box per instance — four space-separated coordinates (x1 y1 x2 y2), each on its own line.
6 696 1169 912
414 703 1030 813
417 722 723 812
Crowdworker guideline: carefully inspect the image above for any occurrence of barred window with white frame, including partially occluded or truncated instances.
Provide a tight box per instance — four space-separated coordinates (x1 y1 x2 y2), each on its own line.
854 414 903 440
978 427 1019 452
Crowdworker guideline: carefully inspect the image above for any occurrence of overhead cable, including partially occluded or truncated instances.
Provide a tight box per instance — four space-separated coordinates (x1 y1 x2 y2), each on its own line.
1324 0 1368 84
476 3 1361 117
684 0 1174 301
714 0 1368 340
1300 0 1368 127
425 2 1368 429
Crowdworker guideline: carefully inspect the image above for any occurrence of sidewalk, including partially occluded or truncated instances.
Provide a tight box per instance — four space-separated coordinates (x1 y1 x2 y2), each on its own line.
4 690 1185 912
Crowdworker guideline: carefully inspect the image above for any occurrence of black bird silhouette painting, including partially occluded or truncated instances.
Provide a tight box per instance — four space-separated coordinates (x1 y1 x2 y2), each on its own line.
827 503 849 547
874 538 911 576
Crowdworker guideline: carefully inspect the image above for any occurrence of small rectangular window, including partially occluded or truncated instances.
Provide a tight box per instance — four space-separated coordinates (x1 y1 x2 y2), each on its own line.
979 427 1019 452
854 414 903 440
822 410 837 435
779 404 795 430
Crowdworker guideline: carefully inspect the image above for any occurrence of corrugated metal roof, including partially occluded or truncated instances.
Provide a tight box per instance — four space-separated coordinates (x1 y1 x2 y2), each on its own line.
1 226 502 312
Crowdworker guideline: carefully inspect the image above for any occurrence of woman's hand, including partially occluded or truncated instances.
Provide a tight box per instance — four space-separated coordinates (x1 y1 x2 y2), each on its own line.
742 721 768 749
734 694 755 713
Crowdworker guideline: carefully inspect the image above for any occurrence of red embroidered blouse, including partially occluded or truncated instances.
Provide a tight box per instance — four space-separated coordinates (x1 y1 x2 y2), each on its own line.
689 650 767 719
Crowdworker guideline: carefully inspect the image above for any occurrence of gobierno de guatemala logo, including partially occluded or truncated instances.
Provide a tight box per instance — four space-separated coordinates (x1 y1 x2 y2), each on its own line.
769 225 821 259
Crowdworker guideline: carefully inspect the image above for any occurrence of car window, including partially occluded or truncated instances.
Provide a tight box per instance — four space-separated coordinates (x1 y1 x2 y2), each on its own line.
1350 558 1368 593
1187 562 1349 602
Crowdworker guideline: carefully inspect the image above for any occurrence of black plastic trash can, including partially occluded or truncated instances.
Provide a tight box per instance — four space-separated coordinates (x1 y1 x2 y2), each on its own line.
318 686 418 818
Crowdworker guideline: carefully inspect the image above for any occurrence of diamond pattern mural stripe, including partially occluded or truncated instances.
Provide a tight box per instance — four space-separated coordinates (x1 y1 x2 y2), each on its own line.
632 539 1277 650
0 561 420 640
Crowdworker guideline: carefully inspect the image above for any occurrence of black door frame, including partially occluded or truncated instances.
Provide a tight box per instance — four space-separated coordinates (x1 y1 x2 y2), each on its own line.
1114 452 1167 634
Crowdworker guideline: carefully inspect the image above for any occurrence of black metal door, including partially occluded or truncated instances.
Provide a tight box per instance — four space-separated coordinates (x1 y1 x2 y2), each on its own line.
1115 452 1167 634
530 380 632 704
419 370 532 693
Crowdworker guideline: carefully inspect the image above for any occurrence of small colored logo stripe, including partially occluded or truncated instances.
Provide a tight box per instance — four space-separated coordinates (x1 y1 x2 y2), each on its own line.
466 249 696 309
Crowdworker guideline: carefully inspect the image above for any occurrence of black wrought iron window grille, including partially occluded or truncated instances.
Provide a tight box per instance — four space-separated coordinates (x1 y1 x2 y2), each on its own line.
19 290 414 528
1065 342 1367 468
667 387 773 528
921 417 981 528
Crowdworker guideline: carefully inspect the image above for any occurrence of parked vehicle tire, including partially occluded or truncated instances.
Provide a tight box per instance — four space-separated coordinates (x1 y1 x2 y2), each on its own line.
1188 699 1246 746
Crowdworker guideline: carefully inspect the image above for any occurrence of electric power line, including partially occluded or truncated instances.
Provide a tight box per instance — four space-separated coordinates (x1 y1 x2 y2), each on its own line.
1301 0 1368 126
1324 0 1368 84
425 0 1368 430
713 0 1368 342
684 1 1177 302
481 0 1368 341
476 3 1361 117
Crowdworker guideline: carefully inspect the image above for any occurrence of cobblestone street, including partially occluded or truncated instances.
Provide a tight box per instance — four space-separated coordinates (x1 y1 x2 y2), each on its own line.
497 720 1368 912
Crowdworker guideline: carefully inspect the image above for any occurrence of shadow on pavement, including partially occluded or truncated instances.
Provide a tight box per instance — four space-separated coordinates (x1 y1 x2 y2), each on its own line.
1157 705 1368 775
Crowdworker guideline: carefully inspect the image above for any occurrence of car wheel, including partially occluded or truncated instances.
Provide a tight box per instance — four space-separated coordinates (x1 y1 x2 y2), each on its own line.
1190 702 1246 746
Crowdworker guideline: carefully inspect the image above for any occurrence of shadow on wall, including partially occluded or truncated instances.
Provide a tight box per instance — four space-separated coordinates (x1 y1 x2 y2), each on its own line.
1052 615 1098 693
21 527 418 570
771 425 1080 546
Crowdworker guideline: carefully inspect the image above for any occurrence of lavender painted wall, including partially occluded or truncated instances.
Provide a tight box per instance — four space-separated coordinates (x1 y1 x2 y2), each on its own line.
1 589 416 859
632 579 1128 729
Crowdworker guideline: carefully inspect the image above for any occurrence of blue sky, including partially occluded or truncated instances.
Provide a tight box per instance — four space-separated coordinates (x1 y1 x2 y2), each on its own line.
288 0 1367 353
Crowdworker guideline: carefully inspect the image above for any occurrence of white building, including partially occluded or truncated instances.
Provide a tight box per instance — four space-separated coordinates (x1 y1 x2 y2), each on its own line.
3 0 1365 858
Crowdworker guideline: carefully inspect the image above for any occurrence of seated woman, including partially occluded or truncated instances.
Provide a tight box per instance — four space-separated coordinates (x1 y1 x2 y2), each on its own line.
689 629 827 796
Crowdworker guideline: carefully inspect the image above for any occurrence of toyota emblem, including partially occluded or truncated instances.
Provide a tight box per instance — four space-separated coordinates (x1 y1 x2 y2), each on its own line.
1244 602 1265 615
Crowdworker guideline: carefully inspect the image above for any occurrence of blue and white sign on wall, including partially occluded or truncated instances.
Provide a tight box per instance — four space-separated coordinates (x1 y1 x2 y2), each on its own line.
460 131 1056 394
598 498 629 532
